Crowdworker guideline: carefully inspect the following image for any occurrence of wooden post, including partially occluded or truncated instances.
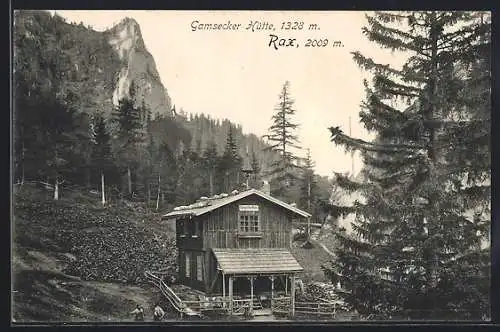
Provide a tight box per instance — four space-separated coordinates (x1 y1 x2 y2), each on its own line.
222 273 226 297
250 276 254 315
229 276 233 316
285 276 288 295
101 172 106 206
307 217 311 241
290 274 296 317
270 275 275 311
270 275 275 300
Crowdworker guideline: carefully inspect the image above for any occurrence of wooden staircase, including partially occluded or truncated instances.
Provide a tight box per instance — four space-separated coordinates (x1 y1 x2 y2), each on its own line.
144 271 202 318
252 298 263 310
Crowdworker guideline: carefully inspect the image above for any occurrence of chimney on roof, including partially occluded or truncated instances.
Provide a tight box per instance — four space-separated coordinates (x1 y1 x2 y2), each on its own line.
262 180 271 195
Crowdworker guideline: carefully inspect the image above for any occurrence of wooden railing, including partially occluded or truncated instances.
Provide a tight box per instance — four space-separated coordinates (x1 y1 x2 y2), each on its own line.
294 301 341 318
184 298 230 313
271 296 344 318
271 296 291 315
144 271 201 317
232 299 253 315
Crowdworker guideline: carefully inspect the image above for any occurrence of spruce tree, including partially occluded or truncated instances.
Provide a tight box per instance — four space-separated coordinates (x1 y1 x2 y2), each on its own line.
250 150 261 176
113 83 143 198
299 148 317 215
250 149 262 188
323 11 490 320
220 126 242 192
90 112 114 206
45 96 79 200
203 140 219 196
263 81 301 199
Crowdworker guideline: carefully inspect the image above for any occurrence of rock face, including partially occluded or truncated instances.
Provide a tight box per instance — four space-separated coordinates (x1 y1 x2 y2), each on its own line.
14 11 172 120
105 18 172 117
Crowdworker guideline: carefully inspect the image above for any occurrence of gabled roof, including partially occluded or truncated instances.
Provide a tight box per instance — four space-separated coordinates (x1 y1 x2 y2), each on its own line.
213 249 304 274
161 188 311 220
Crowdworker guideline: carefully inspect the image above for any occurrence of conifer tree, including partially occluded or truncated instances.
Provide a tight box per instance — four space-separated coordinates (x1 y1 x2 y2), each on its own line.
90 112 114 206
323 11 491 320
203 140 219 196
264 81 301 199
250 150 261 177
113 83 143 198
220 126 242 192
299 148 317 215
45 96 79 200
249 149 262 188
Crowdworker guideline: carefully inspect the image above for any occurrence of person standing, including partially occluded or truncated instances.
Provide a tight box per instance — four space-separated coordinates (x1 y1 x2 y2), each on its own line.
130 304 144 322
153 303 165 321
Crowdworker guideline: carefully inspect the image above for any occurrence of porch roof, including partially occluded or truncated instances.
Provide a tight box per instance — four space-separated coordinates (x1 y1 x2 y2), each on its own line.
213 249 303 275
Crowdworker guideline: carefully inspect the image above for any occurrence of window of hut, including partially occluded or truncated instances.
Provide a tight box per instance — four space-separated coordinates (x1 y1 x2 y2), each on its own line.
238 205 260 233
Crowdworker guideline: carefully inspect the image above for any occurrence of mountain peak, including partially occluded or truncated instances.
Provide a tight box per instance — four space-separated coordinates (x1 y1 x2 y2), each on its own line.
106 17 145 58
105 17 173 117
110 17 140 31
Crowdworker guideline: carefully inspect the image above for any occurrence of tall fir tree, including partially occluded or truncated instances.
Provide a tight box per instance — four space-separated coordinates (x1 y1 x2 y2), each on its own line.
263 81 301 200
299 148 317 215
90 112 114 206
113 83 143 198
249 149 262 188
44 94 80 200
219 126 242 192
323 11 490 320
203 140 219 196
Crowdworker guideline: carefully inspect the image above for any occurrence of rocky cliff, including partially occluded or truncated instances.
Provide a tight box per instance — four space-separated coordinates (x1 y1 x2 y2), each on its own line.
105 17 172 117
13 11 172 119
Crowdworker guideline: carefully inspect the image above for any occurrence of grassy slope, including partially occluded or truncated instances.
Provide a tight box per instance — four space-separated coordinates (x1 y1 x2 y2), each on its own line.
11 184 178 322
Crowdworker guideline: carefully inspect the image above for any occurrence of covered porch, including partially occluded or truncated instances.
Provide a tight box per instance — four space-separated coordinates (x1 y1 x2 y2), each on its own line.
212 249 304 317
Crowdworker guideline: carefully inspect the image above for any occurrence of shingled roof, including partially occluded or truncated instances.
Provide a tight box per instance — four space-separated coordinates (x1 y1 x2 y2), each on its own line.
161 188 311 219
212 249 303 274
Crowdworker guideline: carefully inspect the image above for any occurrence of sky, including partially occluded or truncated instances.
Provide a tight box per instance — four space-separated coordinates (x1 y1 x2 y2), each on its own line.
50 10 407 177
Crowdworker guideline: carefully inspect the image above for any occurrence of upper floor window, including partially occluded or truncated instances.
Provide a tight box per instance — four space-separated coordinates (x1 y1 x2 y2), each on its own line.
194 220 201 237
183 220 189 236
239 205 260 233
188 219 196 236
179 219 201 238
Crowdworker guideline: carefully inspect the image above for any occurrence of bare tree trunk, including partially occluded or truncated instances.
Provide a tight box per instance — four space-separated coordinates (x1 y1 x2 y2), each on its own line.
101 172 106 206
307 180 311 239
54 179 59 200
209 172 214 196
127 166 132 196
156 173 161 211
225 171 229 193
54 150 59 200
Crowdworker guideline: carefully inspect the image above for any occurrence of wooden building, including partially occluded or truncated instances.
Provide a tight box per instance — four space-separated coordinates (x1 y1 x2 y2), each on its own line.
161 188 311 316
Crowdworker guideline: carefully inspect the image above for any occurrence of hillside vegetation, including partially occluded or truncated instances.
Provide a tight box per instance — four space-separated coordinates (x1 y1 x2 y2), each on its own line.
12 183 179 321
